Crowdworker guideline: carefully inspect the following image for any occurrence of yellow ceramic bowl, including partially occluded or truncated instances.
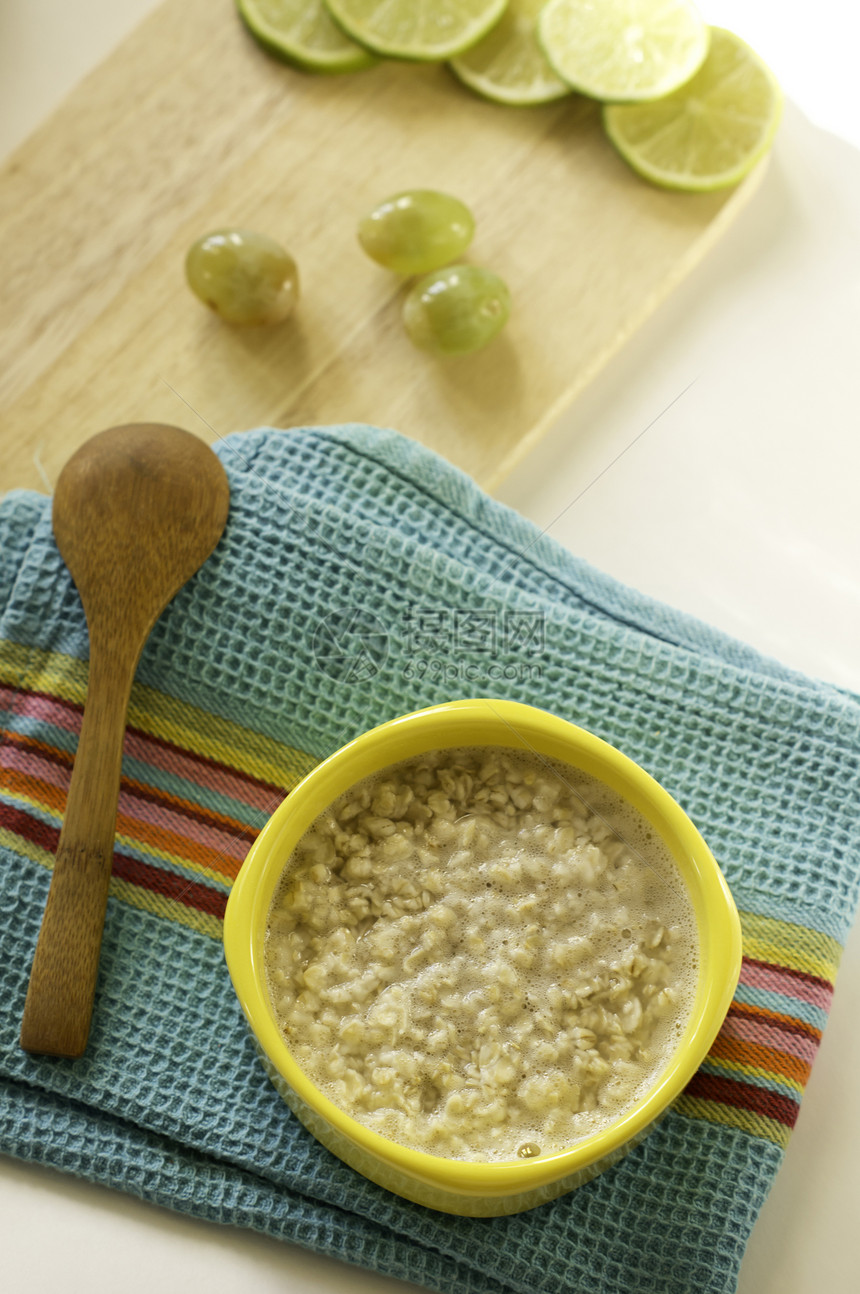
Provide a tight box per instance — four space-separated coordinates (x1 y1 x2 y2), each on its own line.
224 698 741 1216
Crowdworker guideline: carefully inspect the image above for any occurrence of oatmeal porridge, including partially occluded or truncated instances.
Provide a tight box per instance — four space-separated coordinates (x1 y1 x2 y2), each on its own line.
265 746 698 1161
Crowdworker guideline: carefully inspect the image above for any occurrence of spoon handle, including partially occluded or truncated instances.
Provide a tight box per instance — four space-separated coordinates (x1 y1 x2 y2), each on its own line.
20 639 136 1057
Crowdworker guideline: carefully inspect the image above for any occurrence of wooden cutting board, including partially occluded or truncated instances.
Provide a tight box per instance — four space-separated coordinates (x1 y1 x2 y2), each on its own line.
0 0 763 494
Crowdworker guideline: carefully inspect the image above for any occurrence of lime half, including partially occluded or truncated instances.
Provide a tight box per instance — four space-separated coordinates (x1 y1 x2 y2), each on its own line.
237 0 376 73
450 0 572 106
324 0 508 62
603 28 783 190
538 0 708 102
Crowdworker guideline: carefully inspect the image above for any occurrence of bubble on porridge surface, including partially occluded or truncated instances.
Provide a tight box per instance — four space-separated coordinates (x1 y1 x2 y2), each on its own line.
264 746 700 1161
517 1142 541 1158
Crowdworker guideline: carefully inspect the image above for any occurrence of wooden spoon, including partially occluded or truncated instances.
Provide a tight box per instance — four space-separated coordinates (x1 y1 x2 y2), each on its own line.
20 423 230 1058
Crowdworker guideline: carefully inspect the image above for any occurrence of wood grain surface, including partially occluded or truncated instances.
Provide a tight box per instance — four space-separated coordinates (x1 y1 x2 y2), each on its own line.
0 0 764 494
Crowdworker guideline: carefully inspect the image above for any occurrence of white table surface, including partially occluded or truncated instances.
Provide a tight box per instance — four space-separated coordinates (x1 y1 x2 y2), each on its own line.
2 3 858 1292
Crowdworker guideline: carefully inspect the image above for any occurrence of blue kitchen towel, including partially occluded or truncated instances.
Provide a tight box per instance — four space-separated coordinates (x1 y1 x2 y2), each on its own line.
1 424 858 1294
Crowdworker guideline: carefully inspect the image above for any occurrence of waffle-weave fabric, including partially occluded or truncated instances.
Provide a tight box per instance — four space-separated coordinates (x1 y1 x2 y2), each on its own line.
1 424 859 1294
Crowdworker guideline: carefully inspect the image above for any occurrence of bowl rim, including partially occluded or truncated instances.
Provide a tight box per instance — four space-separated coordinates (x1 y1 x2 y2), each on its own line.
224 698 742 1198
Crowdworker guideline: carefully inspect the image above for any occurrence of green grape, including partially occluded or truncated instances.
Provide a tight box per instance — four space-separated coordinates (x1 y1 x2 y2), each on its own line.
185 228 299 325
402 265 511 356
357 190 475 276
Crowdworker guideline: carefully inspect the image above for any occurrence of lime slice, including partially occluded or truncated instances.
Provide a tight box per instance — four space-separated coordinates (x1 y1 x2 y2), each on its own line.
237 0 376 73
603 28 782 190
324 0 508 62
449 0 572 105
538 0 708 102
